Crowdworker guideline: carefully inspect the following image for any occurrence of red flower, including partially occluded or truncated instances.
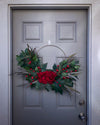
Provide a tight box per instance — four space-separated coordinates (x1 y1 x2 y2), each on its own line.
28 61 31 64
67 65 69 68
37 71 57 84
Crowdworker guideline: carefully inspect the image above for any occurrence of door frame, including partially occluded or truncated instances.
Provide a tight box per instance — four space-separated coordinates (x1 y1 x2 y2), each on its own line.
8 4 92 125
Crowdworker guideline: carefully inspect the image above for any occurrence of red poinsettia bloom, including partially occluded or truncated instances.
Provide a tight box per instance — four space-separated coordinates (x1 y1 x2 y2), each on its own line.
37 71 57 84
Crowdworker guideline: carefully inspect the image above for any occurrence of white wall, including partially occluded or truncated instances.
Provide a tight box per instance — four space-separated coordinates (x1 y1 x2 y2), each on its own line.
0 0 100 125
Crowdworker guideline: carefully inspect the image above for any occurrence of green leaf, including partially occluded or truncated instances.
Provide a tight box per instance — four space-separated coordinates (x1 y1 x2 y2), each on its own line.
62 73 67 77
31 84 36 88
35 82 41 89
35 67 38 71
25 48 29 54
58 64 62 73
53 64 57 70
65 82 73 87
60 59 67 65
55 75 61 80
74 65 80 69
32 55 37 61
58 88 63 94
42 63 47 71
16 55 21 62
71 60 75 66
45 84 51 91
63 64 67 68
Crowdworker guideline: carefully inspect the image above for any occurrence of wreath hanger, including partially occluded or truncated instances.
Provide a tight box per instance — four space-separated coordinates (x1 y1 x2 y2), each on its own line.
37 40 66 58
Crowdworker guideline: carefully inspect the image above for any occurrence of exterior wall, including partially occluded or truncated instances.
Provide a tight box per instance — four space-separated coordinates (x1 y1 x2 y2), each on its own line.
0 0 100 125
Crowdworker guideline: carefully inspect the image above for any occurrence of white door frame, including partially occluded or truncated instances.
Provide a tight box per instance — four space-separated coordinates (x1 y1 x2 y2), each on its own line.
8 4 92 125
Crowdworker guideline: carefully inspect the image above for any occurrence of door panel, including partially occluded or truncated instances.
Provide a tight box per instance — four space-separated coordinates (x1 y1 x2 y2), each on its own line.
13 10 87 125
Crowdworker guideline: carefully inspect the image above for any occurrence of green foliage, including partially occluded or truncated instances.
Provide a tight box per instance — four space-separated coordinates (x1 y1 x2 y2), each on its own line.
53 64 57 71
41 63 47 71
45 84 51 91
35 82 41 89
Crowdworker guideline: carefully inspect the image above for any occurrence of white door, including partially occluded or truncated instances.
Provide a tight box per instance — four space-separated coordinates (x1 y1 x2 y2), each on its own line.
13 9 87 125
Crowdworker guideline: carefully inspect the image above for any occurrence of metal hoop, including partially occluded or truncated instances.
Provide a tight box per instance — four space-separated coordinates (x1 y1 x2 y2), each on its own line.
37 44 66 57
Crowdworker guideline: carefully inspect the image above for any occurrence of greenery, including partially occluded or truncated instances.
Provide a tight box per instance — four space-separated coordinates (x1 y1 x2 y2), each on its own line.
16 44 80 95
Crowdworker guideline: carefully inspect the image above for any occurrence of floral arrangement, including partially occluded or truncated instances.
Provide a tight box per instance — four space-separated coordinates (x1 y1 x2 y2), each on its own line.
16 45 80 95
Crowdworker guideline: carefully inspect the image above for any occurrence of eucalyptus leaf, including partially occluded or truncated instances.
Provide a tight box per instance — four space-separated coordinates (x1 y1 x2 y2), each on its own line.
62 73 67 77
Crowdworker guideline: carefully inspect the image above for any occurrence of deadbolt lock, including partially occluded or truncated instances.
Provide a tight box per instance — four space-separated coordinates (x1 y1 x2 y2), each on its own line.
79 100 85 106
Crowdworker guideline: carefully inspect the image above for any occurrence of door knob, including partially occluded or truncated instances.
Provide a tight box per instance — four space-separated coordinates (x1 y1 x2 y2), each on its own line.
79 112 87 122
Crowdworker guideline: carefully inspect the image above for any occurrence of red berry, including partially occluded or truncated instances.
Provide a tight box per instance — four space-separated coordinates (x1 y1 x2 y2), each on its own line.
25 75 28 77
71 70 73 72
33 70 35 72
59 84 61 87
30 83 32 85
66 76 69 79
57 65 59 67
30 68 32 70
63 77 66 79
28 61 31 64
56 81 58 83
39 69 41 72
38 66 40 69
56 69 59 72
31 76 34 79
67 65 69 68
66 70 68 73
29 74 31 76
75 70 77 72
62 68 65 70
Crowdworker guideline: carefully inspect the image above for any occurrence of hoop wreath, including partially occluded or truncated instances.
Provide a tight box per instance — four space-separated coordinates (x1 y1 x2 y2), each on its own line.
16 44 80 95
